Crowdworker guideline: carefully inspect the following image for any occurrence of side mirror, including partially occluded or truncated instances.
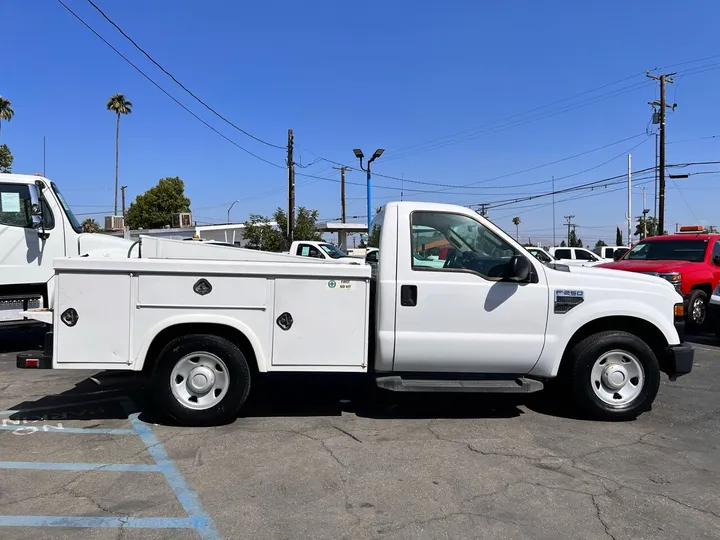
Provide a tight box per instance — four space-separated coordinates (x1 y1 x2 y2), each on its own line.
713 255 720 266
27 183 43 229
506 255 531 282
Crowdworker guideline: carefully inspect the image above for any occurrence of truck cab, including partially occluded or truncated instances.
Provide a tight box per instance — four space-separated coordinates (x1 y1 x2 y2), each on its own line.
598 226 720 330
288 240 363 264
548 246 604 267
0 173 133 326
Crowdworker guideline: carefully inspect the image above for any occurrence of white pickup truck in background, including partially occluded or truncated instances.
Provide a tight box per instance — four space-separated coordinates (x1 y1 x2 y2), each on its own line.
0 173 135 327
17 196 694 426
286 240 364 264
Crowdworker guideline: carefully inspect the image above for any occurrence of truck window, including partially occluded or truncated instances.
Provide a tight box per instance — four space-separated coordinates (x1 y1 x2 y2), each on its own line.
296 244 323 258
575 249 598 261
554 249 572 259
0 183 33 227
368 212 383 250
51 182 82 234
604 248 615 258
410 211 516 278
319 243 349 259
0 184 53 229
625 239 707 262
712 240 720 263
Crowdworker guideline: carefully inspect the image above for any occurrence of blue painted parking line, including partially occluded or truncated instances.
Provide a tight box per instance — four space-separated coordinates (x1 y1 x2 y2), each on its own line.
0 516 201 528
0 397 223 539
129 412 222 540
0 424 135 434
0 461 161 472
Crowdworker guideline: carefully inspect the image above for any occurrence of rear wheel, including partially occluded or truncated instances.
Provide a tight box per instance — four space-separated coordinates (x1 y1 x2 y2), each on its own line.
152 334 251 426
686 289 708 332
568 331 660 421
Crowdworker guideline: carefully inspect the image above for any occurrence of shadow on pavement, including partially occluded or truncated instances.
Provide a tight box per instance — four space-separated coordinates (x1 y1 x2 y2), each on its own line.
5 371 597 426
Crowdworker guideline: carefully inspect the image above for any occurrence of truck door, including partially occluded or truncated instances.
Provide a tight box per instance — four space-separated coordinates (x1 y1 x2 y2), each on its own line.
392 209 549 374
0 181 64 298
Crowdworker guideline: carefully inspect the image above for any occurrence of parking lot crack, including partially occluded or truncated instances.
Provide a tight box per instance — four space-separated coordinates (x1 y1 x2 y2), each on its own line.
591 494 617 540
333 425 362 443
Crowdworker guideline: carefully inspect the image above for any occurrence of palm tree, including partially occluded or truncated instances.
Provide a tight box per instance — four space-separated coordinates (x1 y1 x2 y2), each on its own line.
0 96 14 141
106 94 133 216
512 216 521 241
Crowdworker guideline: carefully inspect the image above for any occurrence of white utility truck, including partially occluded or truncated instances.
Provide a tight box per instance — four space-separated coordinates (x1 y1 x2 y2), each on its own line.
16 193 693 425
0 173 134 327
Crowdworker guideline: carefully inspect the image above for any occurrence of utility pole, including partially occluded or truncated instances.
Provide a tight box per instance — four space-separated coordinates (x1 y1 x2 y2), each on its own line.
641 187 649 239
564 214 575 246
121 185 127 219
553 176 557 247
476 204 488 217
287 129 295 244
647 72 676 236
332 166 348 223
627 154 632 247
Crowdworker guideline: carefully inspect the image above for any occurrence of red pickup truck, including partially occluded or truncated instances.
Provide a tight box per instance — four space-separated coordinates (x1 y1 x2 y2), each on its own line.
598 228 720 331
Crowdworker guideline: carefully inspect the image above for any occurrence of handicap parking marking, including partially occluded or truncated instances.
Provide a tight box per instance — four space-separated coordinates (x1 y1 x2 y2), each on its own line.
0 397 223 539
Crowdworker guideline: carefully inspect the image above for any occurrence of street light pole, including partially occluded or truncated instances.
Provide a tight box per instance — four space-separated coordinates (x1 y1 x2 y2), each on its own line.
353 148 384 232
227 200 240 224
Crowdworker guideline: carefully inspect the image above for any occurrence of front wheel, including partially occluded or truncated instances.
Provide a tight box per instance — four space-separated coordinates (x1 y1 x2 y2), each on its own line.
686 289 708 332
152 334 251 426
568 331 660 421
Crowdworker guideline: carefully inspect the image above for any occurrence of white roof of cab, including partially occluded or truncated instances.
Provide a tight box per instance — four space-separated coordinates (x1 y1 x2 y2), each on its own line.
0 173 50 185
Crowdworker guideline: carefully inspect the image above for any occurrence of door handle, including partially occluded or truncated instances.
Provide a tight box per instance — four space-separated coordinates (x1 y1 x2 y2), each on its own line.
400 285 417 307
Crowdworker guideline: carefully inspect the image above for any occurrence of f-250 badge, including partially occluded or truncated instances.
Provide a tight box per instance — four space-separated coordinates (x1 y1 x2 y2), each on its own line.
554 290 584 314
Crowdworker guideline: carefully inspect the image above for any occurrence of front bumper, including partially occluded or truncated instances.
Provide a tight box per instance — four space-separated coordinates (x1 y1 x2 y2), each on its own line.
663 343 694 381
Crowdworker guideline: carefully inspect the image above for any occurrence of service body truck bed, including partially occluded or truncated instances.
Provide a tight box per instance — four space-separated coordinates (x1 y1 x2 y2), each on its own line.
18 202 694 425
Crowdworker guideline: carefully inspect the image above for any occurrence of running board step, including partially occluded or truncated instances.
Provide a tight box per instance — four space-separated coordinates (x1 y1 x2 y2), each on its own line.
375 376 544 393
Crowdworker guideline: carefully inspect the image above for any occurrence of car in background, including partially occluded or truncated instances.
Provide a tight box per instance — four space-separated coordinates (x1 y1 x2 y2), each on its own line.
548 247 604 267
594 245 630 260
598 226 720 330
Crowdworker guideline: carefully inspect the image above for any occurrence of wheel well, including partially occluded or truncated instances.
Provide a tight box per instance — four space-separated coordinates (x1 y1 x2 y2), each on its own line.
691 283 712 298
142 323 258 374
560 316 668 373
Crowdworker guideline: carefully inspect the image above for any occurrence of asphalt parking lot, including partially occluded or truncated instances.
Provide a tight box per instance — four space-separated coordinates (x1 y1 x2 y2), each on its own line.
0 331 718 540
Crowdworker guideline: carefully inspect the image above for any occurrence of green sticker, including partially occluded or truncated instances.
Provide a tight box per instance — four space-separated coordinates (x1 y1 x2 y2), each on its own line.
328 280 336 288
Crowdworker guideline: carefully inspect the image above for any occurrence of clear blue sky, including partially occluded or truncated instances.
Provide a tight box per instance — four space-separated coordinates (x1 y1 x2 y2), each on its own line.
3 0 720 245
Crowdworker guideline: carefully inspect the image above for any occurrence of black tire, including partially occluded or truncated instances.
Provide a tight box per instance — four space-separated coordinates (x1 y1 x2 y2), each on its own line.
152 334 251 426
686 289 708 332
568 330 660 421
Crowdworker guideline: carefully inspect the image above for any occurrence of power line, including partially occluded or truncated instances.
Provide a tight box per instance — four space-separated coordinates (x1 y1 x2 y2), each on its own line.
56 0 285 169
86 0 285 150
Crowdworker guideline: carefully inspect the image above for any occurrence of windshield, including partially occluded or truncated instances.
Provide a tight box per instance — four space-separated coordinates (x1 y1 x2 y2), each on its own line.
625 239 707 262
319 243 348 259
51 182 82 234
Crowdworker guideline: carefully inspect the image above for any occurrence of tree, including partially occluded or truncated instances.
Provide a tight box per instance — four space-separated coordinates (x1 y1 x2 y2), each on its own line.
0 144 13 173
560 240 567 247
106 94 133 216
634 216 665 238
569 228 578 247
577 238 584 248
0 96 14 140
706 225 718 233
595 239 607 248
616 227 623 246
511 216 521 241
81 218 101 233
243 206 321 251
125 177 190 229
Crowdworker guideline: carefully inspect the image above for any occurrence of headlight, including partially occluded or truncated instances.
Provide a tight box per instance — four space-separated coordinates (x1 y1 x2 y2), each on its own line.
659 272 681 291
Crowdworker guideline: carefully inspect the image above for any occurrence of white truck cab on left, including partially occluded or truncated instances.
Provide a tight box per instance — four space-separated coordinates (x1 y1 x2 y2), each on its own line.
0 173 134 327
287 240 364 264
